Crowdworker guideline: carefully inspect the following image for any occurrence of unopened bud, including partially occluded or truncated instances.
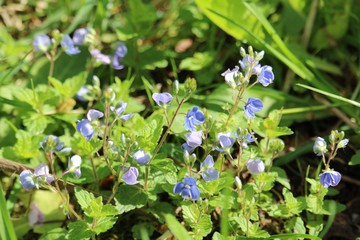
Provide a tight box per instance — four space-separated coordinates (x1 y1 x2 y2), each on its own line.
240 47 246 58
235 176 242 190
173 80 179 94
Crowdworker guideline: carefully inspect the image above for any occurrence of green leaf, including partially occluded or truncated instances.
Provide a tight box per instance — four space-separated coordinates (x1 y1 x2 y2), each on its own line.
115 185 148 214
75 188 95 211
182 205 212 239
137 114 165 152
39 228 66 240
49 72 87 97
349 150 360 165
13 130 42 159
179 52 214 71
164 214 191 240
67 220 95 240
252 172 278 192
92 216 117 234
284 217 306 235
271 167 290 189
22 112 53 134
151 158 178 185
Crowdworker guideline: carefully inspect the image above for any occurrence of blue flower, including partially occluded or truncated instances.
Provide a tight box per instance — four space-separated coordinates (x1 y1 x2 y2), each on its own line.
182 131 202 153
33 34 51 53
258 66 274 86
34 164 54 184
185 107 205 131
173 177 200 200
221 66 239 89
244 98 263 118
313 137 327 156
76 119 94 141
40 135 64 152
76 109 104 141
90 49 111 64
200 155 219 182
20 170 36 190
133 150 150 165
152 92 173 107
61 35 80 55
72 28 90 45
319 170 341 188
28 203 44 227
246 159 265 174
68 155 82 178
122 167 139 185
239 54 261 75
112 42 127 70
215 133 235 153
76 85 90 102
87 109 104 120
110 102 133 121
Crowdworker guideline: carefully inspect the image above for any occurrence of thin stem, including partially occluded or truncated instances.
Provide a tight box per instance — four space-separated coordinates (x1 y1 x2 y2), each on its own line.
90 156 99 183
144 97 186 190
224 87 245 128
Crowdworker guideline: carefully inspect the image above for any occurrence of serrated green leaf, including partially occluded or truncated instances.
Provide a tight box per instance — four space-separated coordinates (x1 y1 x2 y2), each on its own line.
75 188 95 211
67 220 94 240
13 130 42 159
115 185 148 214
49 72 87 97
253 172 277 192
137 114 165 152
182 205 212 239
22 112 53 134
92 216 117 234
179 52 214 71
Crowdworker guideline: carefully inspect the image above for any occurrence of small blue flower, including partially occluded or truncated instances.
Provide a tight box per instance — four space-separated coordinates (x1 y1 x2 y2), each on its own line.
258 65 274 87
33 34 51 53
133 150 150 165
182 131 202 153
72 28 90 45
87 109 104 120
200 155 219 182
110 102 133 121
319 170 341 188
185 107 205 131
34 164 54 184
28 203 44 227
76 119 94 141
61 35 80 55
239 55 261 75
246 159 265 174
173 177 200 200
68 155 82 178
40 135 64 152
76 85 90 102
221 66 239 89
152 92 173 107
313 137 327 156
244 98 263 118
20 170 36 190
122 167 139 185
216 133 235 153
90 49 111 64
112 42 127 70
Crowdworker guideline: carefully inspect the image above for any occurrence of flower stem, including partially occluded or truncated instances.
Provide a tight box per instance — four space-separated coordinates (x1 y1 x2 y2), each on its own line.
144 97 186 190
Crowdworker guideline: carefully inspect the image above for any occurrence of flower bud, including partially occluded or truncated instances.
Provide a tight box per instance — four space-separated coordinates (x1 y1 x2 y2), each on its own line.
313 137 327 156
173 80 179 94
240 47 246 58
337 139 349 149
235 176 242 190
255 50 264 61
